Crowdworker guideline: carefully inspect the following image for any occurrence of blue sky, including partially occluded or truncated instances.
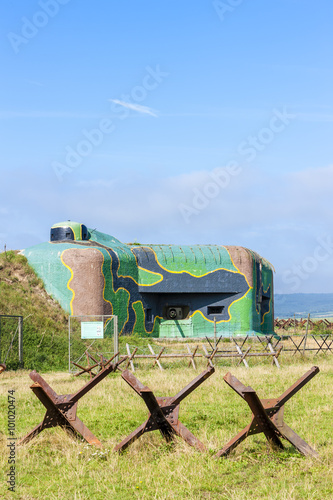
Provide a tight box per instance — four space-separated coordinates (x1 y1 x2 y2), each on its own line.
1 0 333 293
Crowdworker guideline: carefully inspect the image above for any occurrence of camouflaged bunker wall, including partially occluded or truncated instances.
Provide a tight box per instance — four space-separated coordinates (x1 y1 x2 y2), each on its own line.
23 222 274 338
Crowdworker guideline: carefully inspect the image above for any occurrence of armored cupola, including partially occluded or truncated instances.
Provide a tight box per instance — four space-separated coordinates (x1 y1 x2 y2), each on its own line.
50 221 89 242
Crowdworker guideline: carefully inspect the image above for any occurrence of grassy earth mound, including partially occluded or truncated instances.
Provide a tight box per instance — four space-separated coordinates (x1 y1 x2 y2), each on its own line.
0 251 68 371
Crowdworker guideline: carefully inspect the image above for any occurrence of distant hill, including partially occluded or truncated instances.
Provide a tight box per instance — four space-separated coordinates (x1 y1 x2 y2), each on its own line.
274 293 333 319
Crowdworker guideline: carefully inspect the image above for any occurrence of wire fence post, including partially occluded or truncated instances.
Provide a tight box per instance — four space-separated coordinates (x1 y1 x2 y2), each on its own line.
18 316 23 367
114 315 118 362
303 313 310 356
214 317 217 349
0 315 24 368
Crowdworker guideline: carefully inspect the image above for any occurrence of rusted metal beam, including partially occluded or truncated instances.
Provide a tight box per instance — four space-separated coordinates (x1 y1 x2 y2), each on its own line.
73 350 123 378
275 366 319 407
171 365 214 406
115 366 214 453
19 355 125 447
216 366 319 458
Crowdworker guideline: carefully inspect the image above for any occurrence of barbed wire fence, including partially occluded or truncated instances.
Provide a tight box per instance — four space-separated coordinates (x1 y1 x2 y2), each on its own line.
68 314 333 375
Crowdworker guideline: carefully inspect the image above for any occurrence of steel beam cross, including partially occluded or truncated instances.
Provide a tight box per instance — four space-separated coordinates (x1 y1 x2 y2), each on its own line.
73 350 120 379
114 365 215 452
19 355 124 447
216 366 319 458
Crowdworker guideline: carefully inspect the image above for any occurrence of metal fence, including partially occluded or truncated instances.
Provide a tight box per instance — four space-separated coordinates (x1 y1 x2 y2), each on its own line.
0 315 23 369
122 334 333 371
68 315 118 373
275 318 333 330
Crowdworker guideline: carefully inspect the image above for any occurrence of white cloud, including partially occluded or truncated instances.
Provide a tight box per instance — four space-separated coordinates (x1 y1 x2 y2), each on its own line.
108 99 158 117
288 164 333 191
3 163 333 292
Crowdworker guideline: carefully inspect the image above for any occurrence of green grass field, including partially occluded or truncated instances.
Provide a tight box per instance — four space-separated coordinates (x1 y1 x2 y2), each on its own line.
1 357 333 500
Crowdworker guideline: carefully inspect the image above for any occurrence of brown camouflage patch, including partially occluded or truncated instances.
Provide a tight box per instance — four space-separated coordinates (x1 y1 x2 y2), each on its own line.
62 248 112 316
225 246 254 287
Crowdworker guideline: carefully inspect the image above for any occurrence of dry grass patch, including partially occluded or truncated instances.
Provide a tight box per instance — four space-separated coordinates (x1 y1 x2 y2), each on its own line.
1 359 333 499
